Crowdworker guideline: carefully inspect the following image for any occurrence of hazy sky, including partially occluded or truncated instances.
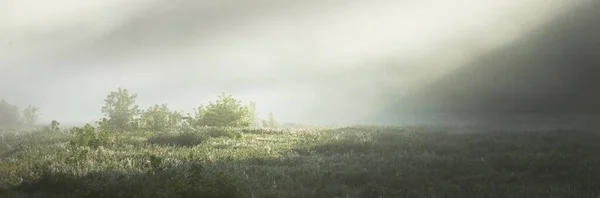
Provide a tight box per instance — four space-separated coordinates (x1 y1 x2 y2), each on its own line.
0 0 583 125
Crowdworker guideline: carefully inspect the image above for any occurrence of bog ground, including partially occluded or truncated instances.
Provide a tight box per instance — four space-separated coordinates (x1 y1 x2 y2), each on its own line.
1 126 600 198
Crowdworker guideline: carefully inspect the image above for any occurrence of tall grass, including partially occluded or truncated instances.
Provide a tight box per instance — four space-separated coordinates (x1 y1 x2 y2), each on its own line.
1 126 600 197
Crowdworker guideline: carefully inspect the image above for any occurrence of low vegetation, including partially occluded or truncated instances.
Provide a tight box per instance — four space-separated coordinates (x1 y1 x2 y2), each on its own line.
1 126 600 197
1 88 599 197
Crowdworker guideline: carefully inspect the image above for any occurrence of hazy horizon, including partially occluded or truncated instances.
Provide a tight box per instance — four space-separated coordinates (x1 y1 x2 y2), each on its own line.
0 0 591 125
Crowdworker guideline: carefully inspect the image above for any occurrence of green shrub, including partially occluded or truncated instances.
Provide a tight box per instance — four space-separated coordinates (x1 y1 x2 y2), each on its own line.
193 94 254 127
143 154 164 175
140 104 182 132
69 124 108 149
0 162 23 190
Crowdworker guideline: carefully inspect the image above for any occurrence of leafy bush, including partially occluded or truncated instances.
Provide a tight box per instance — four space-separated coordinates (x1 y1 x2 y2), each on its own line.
0 161 23 190
194 93 253 127
140 104 182 132
143 154 164 175
69 124 108 149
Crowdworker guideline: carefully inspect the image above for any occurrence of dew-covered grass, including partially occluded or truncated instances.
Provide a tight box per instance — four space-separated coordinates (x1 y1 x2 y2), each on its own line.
1 126 600 197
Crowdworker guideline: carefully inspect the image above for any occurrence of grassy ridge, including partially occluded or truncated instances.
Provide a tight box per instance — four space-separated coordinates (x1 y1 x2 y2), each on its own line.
1 126 600 197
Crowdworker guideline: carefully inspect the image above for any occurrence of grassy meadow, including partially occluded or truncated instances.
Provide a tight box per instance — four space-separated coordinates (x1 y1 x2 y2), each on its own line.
1 125 600 198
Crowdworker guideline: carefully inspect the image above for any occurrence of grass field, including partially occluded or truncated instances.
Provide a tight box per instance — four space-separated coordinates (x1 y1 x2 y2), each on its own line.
1 125 600 198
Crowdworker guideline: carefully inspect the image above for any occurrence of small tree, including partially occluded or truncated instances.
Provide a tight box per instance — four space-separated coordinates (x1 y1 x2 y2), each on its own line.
200 93 252 127
101 88 140 132
262 112 279 128
70 124 108 149
141 104 182 131
247 101 258 127
22 105 39 127
268 113 279 128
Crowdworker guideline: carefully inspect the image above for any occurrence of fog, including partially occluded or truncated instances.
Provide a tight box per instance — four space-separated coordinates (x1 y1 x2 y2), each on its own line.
0 0 591 125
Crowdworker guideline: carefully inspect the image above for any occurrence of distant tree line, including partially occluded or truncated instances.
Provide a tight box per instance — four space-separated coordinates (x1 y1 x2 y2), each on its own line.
98 88 280 132
1 88 280 132
0 99 39 128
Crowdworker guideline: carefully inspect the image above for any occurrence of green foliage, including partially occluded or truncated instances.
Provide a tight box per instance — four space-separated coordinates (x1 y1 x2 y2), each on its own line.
0 162 22 190
0 99 21 128
101 88 141 132
96 118 109 131
69 124 108 149
170 163 241 198
144 154 164 175
130 117 142 131
140 104 182 132
196 93 253 127
4 126 600 197
66 146 90 168
182 105 204 128
21 105 39 127
193 104 206 123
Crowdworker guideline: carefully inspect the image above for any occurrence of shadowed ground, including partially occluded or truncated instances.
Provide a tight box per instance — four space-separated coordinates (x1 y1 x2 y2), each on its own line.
2 126 600 198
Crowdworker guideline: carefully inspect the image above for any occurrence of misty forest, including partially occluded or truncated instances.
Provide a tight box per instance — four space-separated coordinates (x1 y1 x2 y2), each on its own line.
2 0 600 197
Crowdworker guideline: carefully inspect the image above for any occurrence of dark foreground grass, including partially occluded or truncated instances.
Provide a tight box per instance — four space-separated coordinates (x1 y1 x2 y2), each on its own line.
1 126 600 198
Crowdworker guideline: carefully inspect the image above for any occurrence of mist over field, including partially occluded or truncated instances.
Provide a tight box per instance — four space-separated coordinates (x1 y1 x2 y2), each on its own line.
3 1 600 197
1 0 598 126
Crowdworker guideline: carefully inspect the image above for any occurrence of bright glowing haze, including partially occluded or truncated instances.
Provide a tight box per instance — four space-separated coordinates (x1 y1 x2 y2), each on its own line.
0 0 581 125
